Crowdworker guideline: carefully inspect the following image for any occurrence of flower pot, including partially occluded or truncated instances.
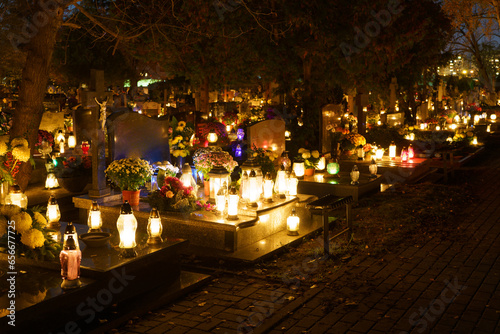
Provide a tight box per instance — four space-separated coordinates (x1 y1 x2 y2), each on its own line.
58 175 90 193
204 180 210 196
122 190 141 206
304 168 315 176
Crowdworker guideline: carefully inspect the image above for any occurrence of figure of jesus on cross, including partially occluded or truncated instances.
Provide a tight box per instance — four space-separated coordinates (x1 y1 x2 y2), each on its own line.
95 97 110 130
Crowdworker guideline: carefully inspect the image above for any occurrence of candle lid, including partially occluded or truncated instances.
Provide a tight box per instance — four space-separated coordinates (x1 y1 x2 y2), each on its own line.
48 195 58 205
121 200 133 214
64 222 75 234
64 235 77 250
90 200 99 211
150 207 160 219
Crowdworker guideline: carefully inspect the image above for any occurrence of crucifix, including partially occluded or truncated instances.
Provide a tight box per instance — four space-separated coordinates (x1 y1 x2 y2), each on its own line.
80 69 113 198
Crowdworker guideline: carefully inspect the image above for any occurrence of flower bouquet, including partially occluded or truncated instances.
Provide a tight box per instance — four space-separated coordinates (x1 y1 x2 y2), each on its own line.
105 158 152 191
0 205 62 260
0 136 32 185
54 155 92 178
193 147 238 180
169 117 195 158
341 133 366 156
147 176 212 213
298 148 320 169
247 145 279 177
35 130 54 153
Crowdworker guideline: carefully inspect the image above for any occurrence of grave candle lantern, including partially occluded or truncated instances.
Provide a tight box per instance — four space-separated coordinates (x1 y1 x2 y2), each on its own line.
46 195 61 228
45 172 59 189
491 114 497 121
263 172 274 203
6 184 28 209
369 159 378 178
408 144 415 159
87 201 103 232
56 130 65 144
375 147 384 160
207 130 218 145
274 165 287 199
180 163 197 192
235 144 242 158
287 209 300 236
116 200 138 257
327 159 340 176
285 130 291 141
247 169 259 207
389 142 397 159
487 124 491 132
59 139 65 154
241 156 263 199
316 156 326 171
227 186 239 220
60 235 82 290
237 128 245 141
63 222 79 249
208 164 229 203
401 147 408 162
287 171 298 196
147 207 163 245
293 161 305 178
472 136 478 145
81 141 90 155
350 165 360 185
67 132 76 149
216 181 227 214
240 171 249 201
356 147 365 160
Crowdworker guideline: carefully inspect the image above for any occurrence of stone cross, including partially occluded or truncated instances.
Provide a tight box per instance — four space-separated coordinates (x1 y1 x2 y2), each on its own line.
80 69 113 198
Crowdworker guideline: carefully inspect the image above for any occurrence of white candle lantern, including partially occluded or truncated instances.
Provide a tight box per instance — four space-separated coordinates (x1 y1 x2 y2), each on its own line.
263 172 274 203
389 142 397 159
207 130 218 145
180 163 198 192
287 171 298 196
274 165 287 199
247 169 259 207
60 235 82 290
87 200 103 232
369 159 378 178
240 171 249 201
147 207 163 245
46 195 61 228
241 156 263 199
208 165 229 203
56 130 65 143
350 165 360 185
67 132 76 149
6 184 28 209
216 181 227 214
408 144 414 159
59 140 65 154
472 136 478 145
45 172 59 189
491 114 497 121
227 186 239 220
375 147 384 160
287 209 300 236
293 161 305 178
316 156 326 171
116 200 138 257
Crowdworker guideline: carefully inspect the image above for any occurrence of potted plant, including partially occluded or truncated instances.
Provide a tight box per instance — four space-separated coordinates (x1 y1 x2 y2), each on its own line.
298 148 320 176
54 155 92 192
193 148 238 195
341 133 366 158
105 158 152 205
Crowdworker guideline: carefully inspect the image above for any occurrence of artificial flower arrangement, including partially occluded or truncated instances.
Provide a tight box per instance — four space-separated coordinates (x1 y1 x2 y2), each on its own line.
298 148 320 169
0 136 32 184
169 117 195 158
53 155 92 178
146 176 213 213
193 147 238 181
105 158 152 191
35 130 54 151
341 132 366 152
0 205 62 260
247 145 279 177
152 161 180 189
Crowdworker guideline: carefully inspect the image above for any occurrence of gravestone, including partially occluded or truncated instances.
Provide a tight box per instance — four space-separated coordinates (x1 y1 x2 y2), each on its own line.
39 111 65 132
80 69 113 198
73 108 93 144
321 104 342 153
107 111 170 163
247 119 285 156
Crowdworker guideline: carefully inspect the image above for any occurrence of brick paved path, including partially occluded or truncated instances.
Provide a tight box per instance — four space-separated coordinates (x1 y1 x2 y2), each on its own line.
113 148 500 334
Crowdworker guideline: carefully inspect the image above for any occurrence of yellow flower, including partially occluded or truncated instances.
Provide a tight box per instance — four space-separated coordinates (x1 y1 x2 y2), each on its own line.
178 143 185 149
0 136 8 155
302 152 311 159
166 191 174 198
12 146 31 162
409 126 414 131
253 152 258 157
11 137 29 148
298 148 306 154
176 126 184 132
180 150 188 158
33 212 47 228
311 150 320 159
13 211 32 233
178 121 186 128
0 215 7 236
20 228 45 249
0 205 21 218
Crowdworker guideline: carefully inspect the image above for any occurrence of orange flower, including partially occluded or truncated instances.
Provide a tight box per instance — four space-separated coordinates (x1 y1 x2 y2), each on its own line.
166 191 174 198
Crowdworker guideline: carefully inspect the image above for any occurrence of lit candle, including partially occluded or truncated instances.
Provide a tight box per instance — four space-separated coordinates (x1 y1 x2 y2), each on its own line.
287 171 298 196
46 195 61 227
287 209 300 236
350 165 360 185
147 208 163 245
227 186 239 220
59 140 65 154
247 169 259 207
275 165 287 198
389 142 397 159
67 132 76 149
87 201 103 232
263 173 274 203
401 147 408 162
116 201 137 256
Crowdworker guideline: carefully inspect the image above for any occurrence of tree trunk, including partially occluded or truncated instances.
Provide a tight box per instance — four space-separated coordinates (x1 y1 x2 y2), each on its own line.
199 77 209 115
10 5 63 190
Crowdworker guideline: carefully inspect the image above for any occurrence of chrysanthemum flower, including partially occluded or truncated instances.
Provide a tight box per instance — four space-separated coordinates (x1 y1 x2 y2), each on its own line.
13 211 33 234
21 228 45 249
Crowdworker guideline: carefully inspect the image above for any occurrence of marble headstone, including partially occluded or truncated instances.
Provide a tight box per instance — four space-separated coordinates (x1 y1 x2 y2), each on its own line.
39 111 65 133
247 119 286 156
107 111 170 163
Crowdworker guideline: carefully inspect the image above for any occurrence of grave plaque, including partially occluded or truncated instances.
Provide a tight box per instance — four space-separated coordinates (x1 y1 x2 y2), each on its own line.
247 119 285 155
39 111 65 132
107 111 170 163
